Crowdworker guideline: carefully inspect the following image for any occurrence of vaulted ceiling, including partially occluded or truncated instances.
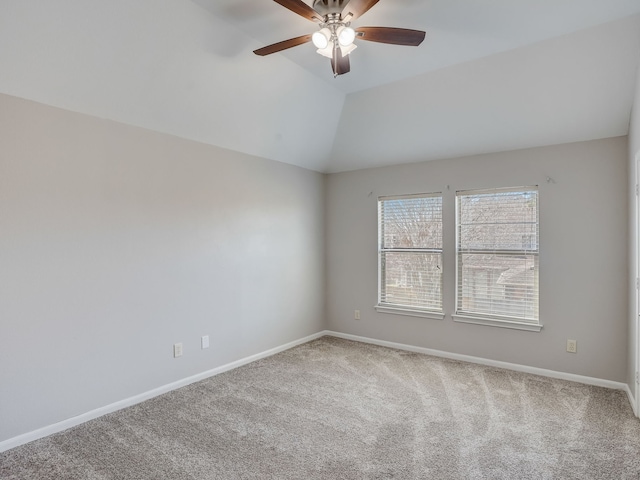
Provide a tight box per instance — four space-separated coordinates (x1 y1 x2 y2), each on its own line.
1 0 639 173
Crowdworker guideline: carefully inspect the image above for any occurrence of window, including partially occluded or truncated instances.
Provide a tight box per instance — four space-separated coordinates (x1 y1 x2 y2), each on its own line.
455 187 540 331
377 193 443 318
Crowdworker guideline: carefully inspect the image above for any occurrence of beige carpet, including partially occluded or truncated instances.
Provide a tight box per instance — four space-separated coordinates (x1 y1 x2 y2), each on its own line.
1 336 639 479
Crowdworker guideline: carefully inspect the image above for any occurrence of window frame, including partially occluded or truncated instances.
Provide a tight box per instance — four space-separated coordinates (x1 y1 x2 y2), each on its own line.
376 192 445 320
453 186 542 332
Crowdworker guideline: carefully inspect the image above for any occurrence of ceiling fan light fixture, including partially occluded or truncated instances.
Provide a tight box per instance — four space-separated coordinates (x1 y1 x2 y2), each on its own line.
312 28 331 49
253 0 427 77
337 26 356 46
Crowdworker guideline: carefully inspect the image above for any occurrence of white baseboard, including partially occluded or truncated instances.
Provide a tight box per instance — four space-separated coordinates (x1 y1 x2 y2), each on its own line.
2 329 634 453
0 331 326 454
325 331 629 392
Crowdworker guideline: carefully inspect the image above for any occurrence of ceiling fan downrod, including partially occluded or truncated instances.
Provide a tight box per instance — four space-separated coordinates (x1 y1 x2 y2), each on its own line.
312 0 350 18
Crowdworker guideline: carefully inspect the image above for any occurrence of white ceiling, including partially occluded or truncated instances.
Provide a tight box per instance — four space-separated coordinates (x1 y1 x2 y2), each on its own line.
0 0 639 173
329 14 640 172
193 0 640 93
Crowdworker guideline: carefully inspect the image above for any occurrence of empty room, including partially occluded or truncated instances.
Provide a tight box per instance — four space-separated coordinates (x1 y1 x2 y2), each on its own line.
2 0 640 478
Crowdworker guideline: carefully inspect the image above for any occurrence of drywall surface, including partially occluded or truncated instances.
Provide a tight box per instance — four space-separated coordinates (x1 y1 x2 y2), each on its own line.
326 137 628 382
0 94 325 443
629 63 640 403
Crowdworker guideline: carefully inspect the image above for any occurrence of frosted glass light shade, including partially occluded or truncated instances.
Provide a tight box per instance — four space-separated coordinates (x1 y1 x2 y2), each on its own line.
337 26 356 46
316 43 334 58
312 28 331 49
339 43 357 56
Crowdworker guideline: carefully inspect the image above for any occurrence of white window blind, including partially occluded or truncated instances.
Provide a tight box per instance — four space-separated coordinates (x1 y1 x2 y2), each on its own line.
456 187 539 324
378 193 443 313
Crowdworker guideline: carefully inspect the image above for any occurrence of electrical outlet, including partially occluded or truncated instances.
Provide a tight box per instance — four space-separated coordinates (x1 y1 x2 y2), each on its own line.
174 342 183 358
566 339 577 354
201 335 210 349
354 310 361 320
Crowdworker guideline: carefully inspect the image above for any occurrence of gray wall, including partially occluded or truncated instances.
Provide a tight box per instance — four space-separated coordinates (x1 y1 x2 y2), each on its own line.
326 137 629 382
0 94 326 443
629 63 640 402
0 91 634 444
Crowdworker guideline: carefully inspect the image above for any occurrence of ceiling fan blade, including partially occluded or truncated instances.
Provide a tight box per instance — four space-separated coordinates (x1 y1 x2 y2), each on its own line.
341 0 379 21
253 34 313 56
273 0 324 22
355 27 426 46
331 48 351 76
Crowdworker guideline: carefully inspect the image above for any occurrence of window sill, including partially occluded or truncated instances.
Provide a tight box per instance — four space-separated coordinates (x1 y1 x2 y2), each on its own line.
375 305 445 320
452 314 542 332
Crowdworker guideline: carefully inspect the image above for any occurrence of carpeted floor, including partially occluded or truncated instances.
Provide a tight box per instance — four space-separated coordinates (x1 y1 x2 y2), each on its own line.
1 336 639 479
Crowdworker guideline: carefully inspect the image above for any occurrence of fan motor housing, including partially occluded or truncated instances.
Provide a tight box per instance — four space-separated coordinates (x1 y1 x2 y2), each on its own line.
312 0 348 17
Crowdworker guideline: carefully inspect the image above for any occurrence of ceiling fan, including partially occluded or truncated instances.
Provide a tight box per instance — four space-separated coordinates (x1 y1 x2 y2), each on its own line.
253 0 426 76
